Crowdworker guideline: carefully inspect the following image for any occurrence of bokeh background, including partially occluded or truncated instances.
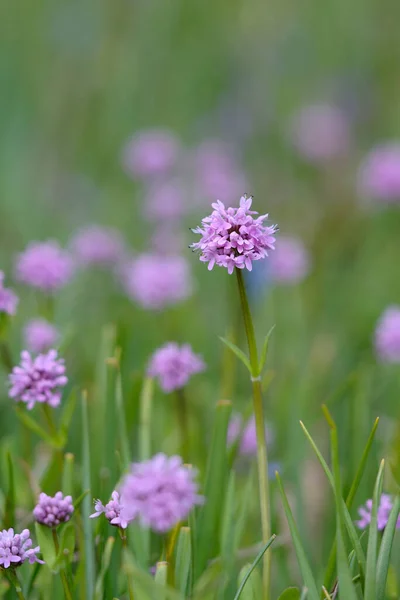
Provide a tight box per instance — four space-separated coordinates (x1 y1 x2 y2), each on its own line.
1 0 400 593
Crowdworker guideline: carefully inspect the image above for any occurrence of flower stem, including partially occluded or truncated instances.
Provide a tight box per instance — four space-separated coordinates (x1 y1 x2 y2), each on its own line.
7 570 26 600
52 528 73 600
235 268 271 600
175 387 190 460
120 529 135 600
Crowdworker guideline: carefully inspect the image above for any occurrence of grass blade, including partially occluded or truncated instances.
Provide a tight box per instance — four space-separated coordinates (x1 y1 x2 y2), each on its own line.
276 472 319 600
364 459 385 600
139 376 154 461
115 368 131 470
175 526 192 597
4 452 15 529
95 537 115 600
258 325 275 375
376 495 400 600
219 337 251 374
233 535 276 600
82 390 95 598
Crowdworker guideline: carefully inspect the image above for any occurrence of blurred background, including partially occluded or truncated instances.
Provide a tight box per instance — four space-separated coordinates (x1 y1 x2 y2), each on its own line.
1 0 400 591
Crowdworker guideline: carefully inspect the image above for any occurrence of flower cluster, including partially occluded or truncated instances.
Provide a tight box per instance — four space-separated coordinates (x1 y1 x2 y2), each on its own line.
0 528 43 569
148 343 205 392
9 350 67 409
33 492 74 527
374 306 400 363
15 241 74 293
358 143 400 203
119 453 204 533
24 319 59 353
191 195 277 274
356 493 400 530
90 491 129 529
70 225 125 267
122 129 180 179
0 271 18 316
122 254 192 310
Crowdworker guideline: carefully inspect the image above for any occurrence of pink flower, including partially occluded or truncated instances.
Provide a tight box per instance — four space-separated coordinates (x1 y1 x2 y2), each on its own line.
122 254 192 310
228 414 273 456
33 492 74 527
90 491 130 529
9 350 67 410
24 319 59 353
358 143 400 203
119 453 204 533
374 306 400 363
190 195 277 274
148 342 205 393
0 271 18 316
15 241 74 293
269 236 310 284
0 528 43 569
122 129 180 179
289 103 350 163
143 179 187 222
70 225 125 267
356 494 400 530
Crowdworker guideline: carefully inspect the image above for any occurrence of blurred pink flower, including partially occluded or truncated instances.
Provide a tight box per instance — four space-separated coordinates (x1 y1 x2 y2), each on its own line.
358 143 400 203
0 271 18 316
148 342 205 392
122 129 180 179
289 103 350 163
356 494 400 530
143 179 186 222
122 254 192 310
375 306 400 363
70 225 125 267
269 236 310 284
24 319 59 353
227 414 273 457
15 241 74 293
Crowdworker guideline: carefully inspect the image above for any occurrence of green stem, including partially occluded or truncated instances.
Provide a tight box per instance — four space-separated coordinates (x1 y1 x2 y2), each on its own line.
7 570 26 600
120 529 135 600
0 340 13 371
235 268 271 600
42 404 63 475
52 528 73 600
175 388 190 461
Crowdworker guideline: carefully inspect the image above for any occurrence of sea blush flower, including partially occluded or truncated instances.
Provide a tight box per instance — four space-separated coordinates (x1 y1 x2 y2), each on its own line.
70 225 125 267
0 528 44 569
122 129 180 179
119 453 204 533
190 195 277 274
358 143 400 203
269 236 310 284
228 414 273 457
33 492 74 527
15 241 74 293
90 491 130 529
374 306 400 363
9 350 67 409
148 343 205 393
289 103 350 163
0 271 18 316
356 494 400 530
122 254 192 310
24 319 59 353
143 179 187 222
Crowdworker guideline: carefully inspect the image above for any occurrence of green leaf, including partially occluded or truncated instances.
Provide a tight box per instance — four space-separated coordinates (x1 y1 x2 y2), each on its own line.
139 377 154 461
376 495 400 600
155 562 168 599
236 563 262 600
364 459 385 600
73 489 89 510
219 337 251 374
54 523 75 568
59 388 77 444
4 452 15 529
195 399 232 581
123 550 182 600
35 523 58 570
95 536 115 600
15 408 62 449
258 325 275 375
233 535 276 600
219 470 236 590
277 588 301 600
175 526 192 597
81 391 95 598
115 369 131 470
276 472 319 600
62 453 74 497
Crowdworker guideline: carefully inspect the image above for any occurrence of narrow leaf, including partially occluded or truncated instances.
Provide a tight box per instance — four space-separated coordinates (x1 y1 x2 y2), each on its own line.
277 589 301 600
35 523 58 570
82 391 95 598
62 453 74 497
95 537 115 600
115 369 131 470
258 325 275 375
376 495 400 600
233 535 276 600
364 460 385 600
175 527 192 597
15 408 61 448
219 337 251 374
4 452 15 529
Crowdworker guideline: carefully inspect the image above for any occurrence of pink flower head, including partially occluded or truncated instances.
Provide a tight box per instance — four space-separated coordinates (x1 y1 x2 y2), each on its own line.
122 129 180 179
0 528 44 569
147 342 205 393
70 225 125 267
374 306 400 363
33 492 74 527
15 241 74 293
143 179 187 222
289 103 350 163
227 414 273 456
356 493 400 530
269 236 310 284
119 453 204 533
190 195 277 274
0 271 18 316
90 491 130 529
194 140 248 203
358 143 400 203
9 350 67 410
122 254 192 310
24 319 59 353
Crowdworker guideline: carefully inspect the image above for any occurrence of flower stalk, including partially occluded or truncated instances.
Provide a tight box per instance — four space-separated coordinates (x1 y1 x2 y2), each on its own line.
235 267 271 600
51 528 73 600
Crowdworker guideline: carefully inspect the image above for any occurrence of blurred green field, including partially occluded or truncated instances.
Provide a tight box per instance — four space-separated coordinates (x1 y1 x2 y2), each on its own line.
1 0 400 598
